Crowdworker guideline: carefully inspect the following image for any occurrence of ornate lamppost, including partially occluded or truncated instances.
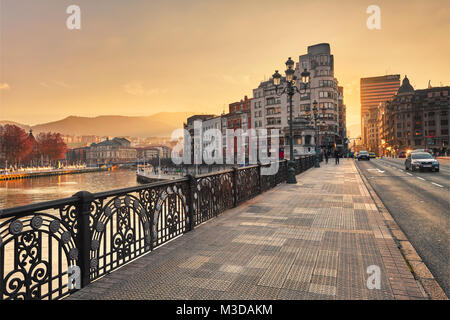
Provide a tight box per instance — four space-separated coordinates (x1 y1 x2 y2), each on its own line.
310 100 321 167
272 57 310 184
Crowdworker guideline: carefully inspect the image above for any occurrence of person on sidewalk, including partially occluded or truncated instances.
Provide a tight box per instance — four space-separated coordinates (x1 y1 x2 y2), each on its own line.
324 150 329 164
334 149 340 165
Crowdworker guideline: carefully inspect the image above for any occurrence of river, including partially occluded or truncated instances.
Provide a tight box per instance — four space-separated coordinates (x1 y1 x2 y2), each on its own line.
0 168 140 210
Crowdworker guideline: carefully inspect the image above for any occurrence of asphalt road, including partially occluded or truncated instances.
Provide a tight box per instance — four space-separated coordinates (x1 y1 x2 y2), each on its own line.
355 157 449 297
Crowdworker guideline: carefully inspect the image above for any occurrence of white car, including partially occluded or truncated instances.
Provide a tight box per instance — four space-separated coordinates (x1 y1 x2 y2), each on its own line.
405 152 440 172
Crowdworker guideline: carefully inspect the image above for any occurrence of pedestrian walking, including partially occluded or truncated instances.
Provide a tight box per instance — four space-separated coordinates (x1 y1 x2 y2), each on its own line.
334 149 340 165
324 150 329 164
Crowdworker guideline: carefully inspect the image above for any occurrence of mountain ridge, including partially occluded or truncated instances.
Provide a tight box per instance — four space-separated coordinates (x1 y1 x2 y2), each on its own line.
1 112 197 137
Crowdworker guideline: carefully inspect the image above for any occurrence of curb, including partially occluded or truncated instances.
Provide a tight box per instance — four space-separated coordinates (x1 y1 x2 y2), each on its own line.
355 163 448 300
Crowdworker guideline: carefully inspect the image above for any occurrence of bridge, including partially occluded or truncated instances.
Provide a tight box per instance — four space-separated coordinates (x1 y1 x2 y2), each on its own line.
0 156 312 300
0 156 431 300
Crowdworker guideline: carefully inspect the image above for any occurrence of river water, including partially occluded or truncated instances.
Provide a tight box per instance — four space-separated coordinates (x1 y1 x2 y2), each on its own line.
0 169 140 210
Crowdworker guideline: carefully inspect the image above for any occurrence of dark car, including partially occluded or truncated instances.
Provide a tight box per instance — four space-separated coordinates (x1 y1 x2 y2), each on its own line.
357 151 370 161
405 152 439 172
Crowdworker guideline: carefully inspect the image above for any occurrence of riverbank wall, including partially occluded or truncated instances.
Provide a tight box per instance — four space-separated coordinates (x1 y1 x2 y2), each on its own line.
0 167 110 181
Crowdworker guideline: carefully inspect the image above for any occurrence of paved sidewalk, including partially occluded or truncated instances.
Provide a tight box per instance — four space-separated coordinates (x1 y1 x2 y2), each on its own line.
68 159 426 300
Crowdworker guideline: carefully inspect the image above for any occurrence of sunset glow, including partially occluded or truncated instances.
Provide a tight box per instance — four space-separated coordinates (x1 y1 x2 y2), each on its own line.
1 0 449 137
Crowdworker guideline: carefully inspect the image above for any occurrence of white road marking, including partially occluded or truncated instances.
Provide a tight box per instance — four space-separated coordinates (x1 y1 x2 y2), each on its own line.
432 182 444 188
417 177 425 181
406 173 413 176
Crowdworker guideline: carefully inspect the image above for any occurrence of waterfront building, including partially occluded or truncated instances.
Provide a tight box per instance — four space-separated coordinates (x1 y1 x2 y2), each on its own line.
86 137 137 166
65 146 89 164
136 145 172 161
184 114 216 164
252 43 346 157
252 43 345 158
223 96 253 162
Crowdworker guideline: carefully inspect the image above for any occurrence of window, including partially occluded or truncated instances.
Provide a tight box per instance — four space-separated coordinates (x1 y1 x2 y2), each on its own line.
319 80 334 87
319 91 334 99
266 97 281 105
305 135 311 145
441 119 448 126
300 93 310 101
300 104 310 111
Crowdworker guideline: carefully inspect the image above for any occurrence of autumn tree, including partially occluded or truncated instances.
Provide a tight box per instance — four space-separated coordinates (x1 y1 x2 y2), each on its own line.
0 124 33 167
37 132 68 164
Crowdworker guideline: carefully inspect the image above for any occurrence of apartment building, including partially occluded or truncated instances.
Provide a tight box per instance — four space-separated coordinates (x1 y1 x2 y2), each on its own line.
380 77 449 155
251 43 345 157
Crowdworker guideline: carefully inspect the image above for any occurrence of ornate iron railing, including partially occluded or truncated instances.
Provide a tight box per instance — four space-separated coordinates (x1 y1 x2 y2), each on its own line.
0 156 316 300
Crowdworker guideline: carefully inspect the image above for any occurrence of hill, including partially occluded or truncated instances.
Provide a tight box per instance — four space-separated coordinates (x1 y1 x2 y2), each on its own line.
0 120 31 132
29 112 195 137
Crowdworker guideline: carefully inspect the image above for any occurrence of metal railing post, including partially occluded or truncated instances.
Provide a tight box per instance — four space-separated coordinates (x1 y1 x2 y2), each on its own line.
186 174 196 231
232 167 238 207
257 161 264 194
285 159 289 182
73 191 94 288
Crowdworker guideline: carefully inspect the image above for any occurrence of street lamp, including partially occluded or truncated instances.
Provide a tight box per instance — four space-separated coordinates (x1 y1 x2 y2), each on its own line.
272 58 310 184
311 100 321 167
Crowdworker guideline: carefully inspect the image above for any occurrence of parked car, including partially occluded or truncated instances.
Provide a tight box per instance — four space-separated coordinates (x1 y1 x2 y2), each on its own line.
357 151 370 161
405 152 439 172
369 152 376 158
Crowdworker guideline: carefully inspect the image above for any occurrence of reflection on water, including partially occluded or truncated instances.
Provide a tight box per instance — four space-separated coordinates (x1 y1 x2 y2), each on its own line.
0 169 140 209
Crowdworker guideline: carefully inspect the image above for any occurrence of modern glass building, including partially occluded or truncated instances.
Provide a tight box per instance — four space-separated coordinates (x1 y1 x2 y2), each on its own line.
360 75 400 145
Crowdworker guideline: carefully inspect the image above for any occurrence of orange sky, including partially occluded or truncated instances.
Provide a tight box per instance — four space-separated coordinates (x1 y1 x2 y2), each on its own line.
1 0 449 137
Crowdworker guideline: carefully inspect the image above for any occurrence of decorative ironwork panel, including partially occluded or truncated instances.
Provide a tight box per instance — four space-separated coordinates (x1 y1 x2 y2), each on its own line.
0 203 79 300
235 166 260 204
152 182 189 247
192 171 234 226
89 194 150 280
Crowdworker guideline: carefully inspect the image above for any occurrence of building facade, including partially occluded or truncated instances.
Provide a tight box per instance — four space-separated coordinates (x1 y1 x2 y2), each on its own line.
379 77 449 156
136 145 172 161
86 137 137 166
251 43 346 158
338 86 347 146
282 117 316 157
360 75 400 146
65 146 88 164
183 114 216 164
223 96 252 162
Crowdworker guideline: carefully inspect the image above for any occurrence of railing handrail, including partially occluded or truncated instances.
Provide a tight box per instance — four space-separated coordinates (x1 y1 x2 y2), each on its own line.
193 168 234 179
0 196 79 218
92 176 189 199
